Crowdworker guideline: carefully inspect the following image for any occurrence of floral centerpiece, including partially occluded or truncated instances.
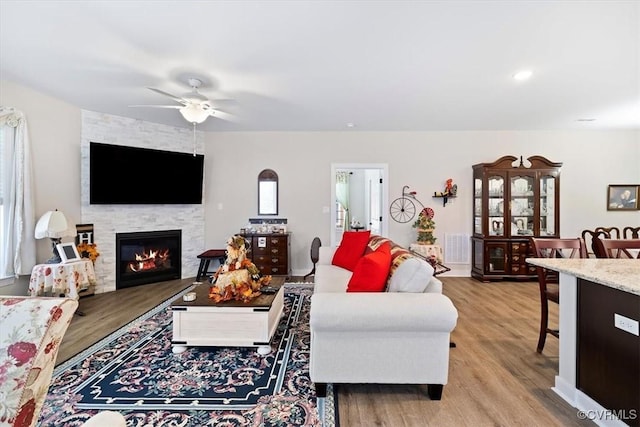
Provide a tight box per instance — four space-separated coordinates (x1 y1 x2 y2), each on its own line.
76 242 100 263
412 207 437 244
209 235 271 303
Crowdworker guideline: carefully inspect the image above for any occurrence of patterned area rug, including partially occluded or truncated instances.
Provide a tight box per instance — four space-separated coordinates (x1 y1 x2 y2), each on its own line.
38 284 337 426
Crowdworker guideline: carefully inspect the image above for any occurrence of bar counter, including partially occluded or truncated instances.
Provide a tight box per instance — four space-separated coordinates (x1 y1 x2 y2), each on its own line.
526 258 639 427
526 258 640 295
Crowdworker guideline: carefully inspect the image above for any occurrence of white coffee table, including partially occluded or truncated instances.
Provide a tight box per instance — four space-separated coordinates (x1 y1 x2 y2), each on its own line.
170 276 285 355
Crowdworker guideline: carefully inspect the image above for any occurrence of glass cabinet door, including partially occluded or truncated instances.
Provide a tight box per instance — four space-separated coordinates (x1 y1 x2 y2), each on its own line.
474 178 482 234
510 175 534 237
488 175 504 236
540 174 556 236
487 242 507 273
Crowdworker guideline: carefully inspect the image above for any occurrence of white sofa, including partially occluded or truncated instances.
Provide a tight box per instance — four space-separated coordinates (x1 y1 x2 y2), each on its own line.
309 236 458 400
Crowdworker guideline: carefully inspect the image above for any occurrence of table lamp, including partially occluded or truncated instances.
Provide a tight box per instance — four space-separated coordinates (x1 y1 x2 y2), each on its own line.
34 210 76 264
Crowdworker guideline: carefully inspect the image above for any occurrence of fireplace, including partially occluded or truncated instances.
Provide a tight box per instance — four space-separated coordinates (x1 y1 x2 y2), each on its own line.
115 230 181 289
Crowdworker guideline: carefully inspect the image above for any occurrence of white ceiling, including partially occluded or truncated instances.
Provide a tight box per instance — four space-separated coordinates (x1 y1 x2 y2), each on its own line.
1 1 638 132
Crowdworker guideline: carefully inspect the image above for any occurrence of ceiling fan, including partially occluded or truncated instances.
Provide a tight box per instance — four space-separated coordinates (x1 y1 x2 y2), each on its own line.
130 78 234 124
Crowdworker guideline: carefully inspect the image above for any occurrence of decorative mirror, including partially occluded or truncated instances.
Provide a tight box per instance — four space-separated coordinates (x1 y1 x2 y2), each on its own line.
258 169 278 215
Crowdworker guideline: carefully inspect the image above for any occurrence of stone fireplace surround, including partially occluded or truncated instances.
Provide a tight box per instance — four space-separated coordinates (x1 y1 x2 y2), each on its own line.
80 111 205 294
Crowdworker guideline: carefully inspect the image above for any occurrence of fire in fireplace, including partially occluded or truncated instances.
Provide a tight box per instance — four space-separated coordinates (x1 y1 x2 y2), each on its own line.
116 230 181 289
128 248 170 272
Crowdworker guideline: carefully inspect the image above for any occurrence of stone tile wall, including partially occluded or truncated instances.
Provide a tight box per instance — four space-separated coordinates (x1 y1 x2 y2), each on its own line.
81 111 205 293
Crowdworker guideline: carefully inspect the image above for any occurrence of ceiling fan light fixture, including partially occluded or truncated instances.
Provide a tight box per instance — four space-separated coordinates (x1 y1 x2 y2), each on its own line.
513 70 533 81
180 104 209 124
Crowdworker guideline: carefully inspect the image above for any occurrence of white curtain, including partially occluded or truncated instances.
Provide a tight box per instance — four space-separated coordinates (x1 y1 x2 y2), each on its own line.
0 107 36 278
336 171 350 231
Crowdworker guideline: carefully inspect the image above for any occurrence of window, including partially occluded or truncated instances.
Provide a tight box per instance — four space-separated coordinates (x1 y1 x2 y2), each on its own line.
0 109 36 280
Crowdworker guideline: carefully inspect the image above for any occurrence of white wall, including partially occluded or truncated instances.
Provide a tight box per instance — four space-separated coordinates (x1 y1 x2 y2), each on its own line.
205 131 639 275
0 80 82 263
2 80 639 291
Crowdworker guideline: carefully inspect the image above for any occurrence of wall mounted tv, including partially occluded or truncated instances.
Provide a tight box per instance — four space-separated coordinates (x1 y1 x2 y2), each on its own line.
89 142 205 205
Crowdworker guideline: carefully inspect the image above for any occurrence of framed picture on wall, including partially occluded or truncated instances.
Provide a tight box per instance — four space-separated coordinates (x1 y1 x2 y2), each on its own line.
607 185 639 210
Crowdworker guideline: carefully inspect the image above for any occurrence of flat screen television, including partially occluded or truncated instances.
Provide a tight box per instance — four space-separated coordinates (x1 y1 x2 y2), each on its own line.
89 142 205 204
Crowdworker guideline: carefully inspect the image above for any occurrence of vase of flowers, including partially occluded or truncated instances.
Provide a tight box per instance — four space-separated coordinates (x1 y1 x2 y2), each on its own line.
77 242 100 263
412 207 437 244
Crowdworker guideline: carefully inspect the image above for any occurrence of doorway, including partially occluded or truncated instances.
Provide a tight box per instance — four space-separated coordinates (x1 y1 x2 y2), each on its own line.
330 163 389 247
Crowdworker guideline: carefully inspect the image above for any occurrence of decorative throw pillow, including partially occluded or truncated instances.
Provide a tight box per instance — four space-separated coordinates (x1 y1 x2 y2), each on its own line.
387 257 435 293
331 231 371 271
346 241 391 292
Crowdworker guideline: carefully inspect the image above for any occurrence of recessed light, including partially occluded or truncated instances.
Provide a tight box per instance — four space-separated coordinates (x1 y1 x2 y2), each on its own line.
346 123 355 128
577 118 596 122
513 70 533 81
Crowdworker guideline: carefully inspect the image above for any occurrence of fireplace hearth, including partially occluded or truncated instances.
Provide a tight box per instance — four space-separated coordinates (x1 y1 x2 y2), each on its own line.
116 230 181 289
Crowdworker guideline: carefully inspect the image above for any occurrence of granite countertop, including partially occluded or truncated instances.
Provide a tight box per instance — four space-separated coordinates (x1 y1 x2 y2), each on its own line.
526 258 640 296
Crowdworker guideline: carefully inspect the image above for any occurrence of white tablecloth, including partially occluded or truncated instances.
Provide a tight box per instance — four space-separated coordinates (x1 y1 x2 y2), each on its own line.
29 260 96 299
409 243 444 263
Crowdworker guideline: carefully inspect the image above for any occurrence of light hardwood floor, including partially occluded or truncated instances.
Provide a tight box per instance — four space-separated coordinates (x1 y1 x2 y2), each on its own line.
57 276 591 427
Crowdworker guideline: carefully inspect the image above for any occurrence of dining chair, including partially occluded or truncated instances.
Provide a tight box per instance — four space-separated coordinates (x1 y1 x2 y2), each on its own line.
594 226 621 239
623 226 640 239
303 237 322 279
599 238 640 259
580 229 609 258
530 237 587 353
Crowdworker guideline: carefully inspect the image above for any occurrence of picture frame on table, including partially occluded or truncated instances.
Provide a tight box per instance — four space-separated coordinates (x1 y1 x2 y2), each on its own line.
56 242 82 263
607 185 639 211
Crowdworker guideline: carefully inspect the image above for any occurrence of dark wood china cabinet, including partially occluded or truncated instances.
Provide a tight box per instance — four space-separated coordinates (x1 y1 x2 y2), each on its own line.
471 155 562 281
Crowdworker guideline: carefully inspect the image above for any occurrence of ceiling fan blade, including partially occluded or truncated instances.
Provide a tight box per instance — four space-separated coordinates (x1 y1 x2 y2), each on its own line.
129 104 182 109
147 87 187 105
207 109 239 122
210 98 237 104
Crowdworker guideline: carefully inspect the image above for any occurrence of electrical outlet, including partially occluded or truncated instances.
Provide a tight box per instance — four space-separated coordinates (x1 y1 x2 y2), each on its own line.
614 313 639 336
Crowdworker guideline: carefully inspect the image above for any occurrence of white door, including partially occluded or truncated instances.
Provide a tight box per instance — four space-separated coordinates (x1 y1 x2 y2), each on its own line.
367 169 383 235
331 163 388 247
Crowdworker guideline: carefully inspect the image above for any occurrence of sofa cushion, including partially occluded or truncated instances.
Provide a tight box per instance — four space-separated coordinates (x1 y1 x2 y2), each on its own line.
332 231 371 271
347 241 391 292
388 257 435 293
314 264 353 293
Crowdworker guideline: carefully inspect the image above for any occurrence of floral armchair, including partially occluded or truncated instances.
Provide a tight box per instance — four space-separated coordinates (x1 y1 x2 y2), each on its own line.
0 296 125 427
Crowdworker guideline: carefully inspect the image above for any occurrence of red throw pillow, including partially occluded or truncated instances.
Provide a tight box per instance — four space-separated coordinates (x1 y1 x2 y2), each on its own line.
346 241 391 292
331 231 371 271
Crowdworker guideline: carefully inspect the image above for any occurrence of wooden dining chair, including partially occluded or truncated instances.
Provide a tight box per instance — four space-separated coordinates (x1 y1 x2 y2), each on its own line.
581 229 609 258
623 226 640 239
594 226 621 239
599 238 640 259
530 237 587 353
303 237 322 279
